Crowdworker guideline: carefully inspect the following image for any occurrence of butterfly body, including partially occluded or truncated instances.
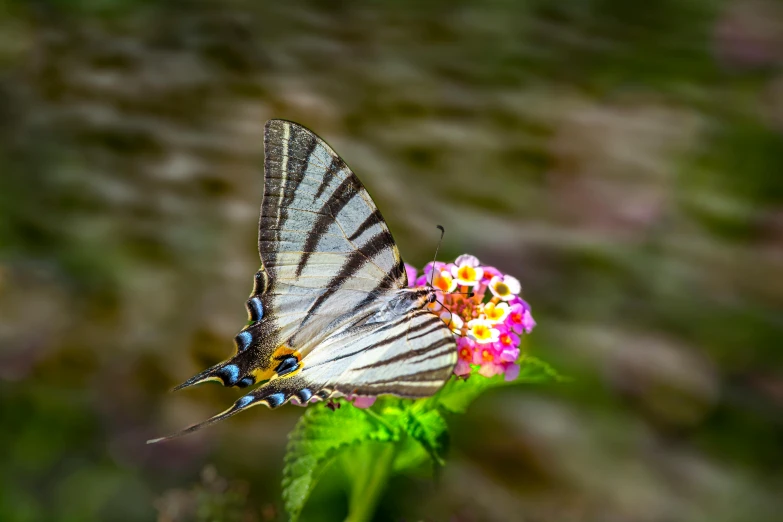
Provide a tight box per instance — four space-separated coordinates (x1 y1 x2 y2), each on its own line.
150 120 455 443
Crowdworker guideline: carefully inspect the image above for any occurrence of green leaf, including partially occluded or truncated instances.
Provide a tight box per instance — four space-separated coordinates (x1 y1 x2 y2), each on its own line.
401 409 449 465
282 404 396 522
392 436 429 472
436 356 564 414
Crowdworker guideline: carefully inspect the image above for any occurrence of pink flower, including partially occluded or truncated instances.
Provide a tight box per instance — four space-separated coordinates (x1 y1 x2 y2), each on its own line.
503 363 520 382
478 360 505 378
454 359 472 377
418 261 447 287
521 309 536 334
473 343 500 366
407 253 534 383
423 261 447 277
404 263 418 288
457 337 475 360
454 337 475 377
348 395 377 409
506 303 531 334
481 265 502 282
494 326 520 362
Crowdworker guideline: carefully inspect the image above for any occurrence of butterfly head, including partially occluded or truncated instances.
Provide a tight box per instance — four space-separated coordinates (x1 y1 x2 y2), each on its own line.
410 286 439 309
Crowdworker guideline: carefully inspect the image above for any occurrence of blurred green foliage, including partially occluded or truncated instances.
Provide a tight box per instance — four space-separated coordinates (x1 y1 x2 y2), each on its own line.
1 0 782 521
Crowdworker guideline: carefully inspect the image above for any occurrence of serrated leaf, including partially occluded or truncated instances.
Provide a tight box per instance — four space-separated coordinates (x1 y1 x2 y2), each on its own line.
401 409 449 465
282 404 395 522
437 356 563 414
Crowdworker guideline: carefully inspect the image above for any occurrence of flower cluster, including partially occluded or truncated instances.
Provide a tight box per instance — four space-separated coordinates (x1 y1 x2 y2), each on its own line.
407 254 535 381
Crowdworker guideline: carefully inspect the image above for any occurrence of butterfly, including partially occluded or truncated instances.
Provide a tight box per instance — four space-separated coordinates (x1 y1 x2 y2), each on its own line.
149 120 457 442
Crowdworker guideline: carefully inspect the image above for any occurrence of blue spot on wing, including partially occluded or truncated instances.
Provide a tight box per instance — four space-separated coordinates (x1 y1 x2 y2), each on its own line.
235 395 255 409
275 355 299 376
246 297 264 322
297 388 313 403
217 364 240 386
235 330 252 352
237 376 254 388
266 392 286 408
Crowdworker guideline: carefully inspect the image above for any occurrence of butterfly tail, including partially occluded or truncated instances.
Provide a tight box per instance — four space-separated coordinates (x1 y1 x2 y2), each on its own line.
172 327 268 391
148 379 302 444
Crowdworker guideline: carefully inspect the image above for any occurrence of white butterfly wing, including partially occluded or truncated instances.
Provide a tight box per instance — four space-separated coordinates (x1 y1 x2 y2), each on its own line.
150 120 456 442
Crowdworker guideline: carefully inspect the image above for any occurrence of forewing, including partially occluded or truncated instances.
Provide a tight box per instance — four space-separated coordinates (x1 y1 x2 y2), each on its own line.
261 119 406 298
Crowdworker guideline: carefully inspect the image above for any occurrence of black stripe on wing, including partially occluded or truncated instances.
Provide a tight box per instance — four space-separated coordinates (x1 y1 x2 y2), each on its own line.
348 209 384 241
302 230 402 324
261 120 318 269
261 119 406 292
300 309 457 399
295 174 361 277
314 155 345 201
305 314 437 370
351 337 455 371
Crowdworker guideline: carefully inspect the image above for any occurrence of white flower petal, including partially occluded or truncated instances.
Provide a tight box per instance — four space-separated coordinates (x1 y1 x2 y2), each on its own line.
504 275 521 295
454 254 480 267
466 318 483 328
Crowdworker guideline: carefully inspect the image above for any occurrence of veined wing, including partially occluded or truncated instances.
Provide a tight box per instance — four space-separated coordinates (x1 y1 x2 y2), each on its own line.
171 120 409 391
299 308 457 398
260 119 406 297
148 120 456 443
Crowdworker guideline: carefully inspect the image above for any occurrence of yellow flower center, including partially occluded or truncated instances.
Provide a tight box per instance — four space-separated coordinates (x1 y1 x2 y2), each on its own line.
435 274 451 292
494 282 510 296
457 265 477 282
482 349 493 362
472 324 491 339
485 303 505 321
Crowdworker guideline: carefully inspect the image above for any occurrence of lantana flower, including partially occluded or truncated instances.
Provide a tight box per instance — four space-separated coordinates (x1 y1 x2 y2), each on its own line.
410 254 535 381
353 254 535 405
467 318 500 344
507 301 536 334
488 274 521 301
432 269 458 293
451 255 484 286
483 302 510 324
454 336 475 377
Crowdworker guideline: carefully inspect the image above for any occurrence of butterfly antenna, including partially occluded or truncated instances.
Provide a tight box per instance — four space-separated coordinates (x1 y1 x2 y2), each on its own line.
429 225 445 287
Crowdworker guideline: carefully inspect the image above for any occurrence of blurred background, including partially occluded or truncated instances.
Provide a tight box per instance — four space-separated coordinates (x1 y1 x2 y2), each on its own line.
1 1 782 521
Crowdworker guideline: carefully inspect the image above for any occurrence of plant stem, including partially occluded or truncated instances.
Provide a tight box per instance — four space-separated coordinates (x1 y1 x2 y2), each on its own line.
344 442 397 522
